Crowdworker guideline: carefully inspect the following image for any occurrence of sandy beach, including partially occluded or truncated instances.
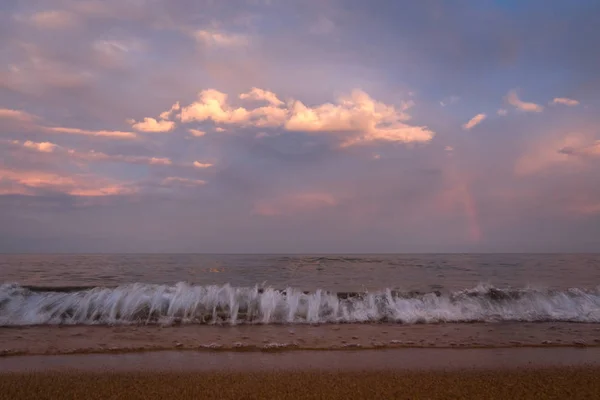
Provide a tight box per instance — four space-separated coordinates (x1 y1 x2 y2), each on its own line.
1 367 599 399
2 348 600 399
2 322 599 356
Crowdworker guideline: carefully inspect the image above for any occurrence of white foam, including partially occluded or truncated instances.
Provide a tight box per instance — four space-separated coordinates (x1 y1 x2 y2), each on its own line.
0 282 599 326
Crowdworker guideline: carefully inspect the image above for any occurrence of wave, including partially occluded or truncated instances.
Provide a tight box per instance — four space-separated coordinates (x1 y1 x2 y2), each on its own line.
1 282 599 326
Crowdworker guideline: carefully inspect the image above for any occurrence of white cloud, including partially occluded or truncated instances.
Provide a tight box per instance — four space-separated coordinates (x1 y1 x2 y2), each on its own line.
188 128 206 137
505 89 544 112
46 126 137 139
130 117 175 133
497 109 508 116
147 87 434 147
240 87 284 106
193 30 248 47
462 113 486 130
440 96 459 107
23 140 58 153
162 177 206 186
159 102 181 120
193 161 213 168
551 97 580 107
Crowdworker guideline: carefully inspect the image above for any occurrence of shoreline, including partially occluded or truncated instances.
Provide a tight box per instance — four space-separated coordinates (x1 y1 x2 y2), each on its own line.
3 347 600 373
2 322 599 357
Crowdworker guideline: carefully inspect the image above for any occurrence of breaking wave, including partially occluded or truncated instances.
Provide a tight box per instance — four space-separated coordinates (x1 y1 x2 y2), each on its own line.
1 282 599 326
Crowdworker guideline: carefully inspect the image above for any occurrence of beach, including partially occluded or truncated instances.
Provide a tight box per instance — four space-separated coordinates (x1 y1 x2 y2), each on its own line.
2 349 600 399
2 254 599 398
1 322 600 356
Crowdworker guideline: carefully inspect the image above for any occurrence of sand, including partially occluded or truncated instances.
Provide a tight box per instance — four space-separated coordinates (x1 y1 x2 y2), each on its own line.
2 322 600 356
1 367 599 400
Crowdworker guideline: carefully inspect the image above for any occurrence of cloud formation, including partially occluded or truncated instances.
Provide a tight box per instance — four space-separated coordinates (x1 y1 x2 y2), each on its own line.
1 108 136 139
171 88 434 147
505 90 544 113
20 10 80 30
551 97 580 107
129 117 176 133
462 113 486 130
0 168 133 197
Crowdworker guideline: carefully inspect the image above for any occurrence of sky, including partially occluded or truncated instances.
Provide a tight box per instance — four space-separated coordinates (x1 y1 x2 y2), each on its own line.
1 0 599 253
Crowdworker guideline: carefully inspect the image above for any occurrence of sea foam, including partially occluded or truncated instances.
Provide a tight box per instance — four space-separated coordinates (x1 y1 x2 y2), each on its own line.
1 282 599 326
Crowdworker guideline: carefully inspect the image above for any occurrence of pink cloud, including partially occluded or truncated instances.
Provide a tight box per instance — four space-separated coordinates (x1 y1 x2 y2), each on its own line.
173 87 434 147
23 140 58 153
21 10 80 30
462 113 486 130
193 161 213 168
46 126 137 139
188 128 206 137
129 117 175 133
514 132 593 175
551 97 580 107
9 140 172 167
193 30 249 47
0 168 133 197
0 108 38 123
1 108 136 139
505 89 544 113
159 102 181 120
162 177 206 187
239 88 284 106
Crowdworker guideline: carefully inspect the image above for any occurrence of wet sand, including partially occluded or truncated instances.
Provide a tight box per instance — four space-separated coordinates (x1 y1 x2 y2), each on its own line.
2 348 600 399
1 322 599 356
1 367 599 400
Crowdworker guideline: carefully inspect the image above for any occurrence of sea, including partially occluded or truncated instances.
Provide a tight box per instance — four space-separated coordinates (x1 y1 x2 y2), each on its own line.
1 253 600 355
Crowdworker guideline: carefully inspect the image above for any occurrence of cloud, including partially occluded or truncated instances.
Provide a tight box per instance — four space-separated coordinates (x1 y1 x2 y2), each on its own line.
253 192 338 216
505 89 544 112
240 88 284 106
23 140 57 153
497 109 508 116
440 96 459 107
159 102 181 120
514 133 593 175
559 140 600 158
1 108 137 139
46 126 137 139
193 161 213 168
462 113 486 130
193 30 248 47
551 97 580 107
173 87 433 147
10 140 172 167
0 168 133 197
188 129 206 137
21 10 80 30
0 108 38 123
129 117 175 133
162 177 206 187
